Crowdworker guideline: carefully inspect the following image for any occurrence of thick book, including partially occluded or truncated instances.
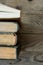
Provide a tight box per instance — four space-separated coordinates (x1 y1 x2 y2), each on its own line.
0 3 21 19
0 46 19 59
0 34 17 46
0 22 19 32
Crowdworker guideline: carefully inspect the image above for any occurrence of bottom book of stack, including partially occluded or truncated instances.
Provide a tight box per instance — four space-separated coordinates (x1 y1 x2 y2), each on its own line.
0 46 19 59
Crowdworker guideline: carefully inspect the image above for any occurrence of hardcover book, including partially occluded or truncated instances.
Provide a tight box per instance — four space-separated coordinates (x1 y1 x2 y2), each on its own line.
0 34 17 46
0 22 19 32
0 3 21 19
0 46 19 59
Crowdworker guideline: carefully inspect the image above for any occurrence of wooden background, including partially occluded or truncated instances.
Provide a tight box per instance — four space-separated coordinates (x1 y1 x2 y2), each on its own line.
0 0 43 49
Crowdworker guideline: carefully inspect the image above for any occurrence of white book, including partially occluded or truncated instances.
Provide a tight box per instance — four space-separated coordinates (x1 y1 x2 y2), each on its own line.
0 22 19 32
0 3 21 19
0 34 17 46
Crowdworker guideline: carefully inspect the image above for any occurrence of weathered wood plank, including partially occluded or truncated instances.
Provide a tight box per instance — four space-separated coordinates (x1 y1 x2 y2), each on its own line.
20 34 43 49
21 14 43 33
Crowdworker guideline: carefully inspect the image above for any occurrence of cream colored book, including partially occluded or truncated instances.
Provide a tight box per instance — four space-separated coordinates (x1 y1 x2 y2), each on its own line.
0 22 19 32
0 3 21 19
0 46 19 59
0 34 17 46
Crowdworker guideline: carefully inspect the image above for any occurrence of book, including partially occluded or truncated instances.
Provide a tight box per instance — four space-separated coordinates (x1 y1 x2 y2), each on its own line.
0 3 21 60
0 3 21 19
0 46 19 59
0 34 17 46
0 22 19 32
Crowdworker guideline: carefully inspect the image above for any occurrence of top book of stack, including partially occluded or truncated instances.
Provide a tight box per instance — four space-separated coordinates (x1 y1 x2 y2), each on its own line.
0 3 21 20
0 3 21 33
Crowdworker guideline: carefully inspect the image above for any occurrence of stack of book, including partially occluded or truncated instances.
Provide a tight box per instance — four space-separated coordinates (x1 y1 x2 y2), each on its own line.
0 3 21 59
